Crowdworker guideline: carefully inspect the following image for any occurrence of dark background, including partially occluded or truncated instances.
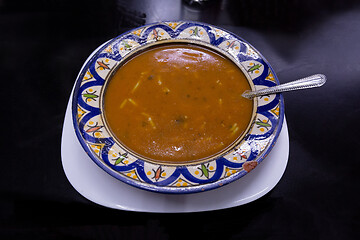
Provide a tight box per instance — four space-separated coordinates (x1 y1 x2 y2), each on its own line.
1 0 359 239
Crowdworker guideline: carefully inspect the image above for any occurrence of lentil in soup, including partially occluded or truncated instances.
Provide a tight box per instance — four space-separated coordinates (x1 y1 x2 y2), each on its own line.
104 44 253 164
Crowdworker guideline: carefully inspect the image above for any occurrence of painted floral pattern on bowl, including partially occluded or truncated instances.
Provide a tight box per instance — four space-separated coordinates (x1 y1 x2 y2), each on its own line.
72 21 284 194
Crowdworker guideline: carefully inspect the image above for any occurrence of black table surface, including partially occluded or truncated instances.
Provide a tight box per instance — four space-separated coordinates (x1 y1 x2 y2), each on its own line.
1 0 359 239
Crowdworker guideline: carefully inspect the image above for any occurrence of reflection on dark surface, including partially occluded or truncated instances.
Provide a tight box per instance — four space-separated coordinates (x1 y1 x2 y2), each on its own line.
226 0 360 33
115 0 360 32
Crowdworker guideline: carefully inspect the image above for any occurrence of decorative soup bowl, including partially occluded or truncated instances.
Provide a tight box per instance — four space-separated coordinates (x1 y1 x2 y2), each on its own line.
72 21 284 194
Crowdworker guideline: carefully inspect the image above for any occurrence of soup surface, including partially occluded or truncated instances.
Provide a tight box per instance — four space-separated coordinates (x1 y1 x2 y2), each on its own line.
104 44 253 163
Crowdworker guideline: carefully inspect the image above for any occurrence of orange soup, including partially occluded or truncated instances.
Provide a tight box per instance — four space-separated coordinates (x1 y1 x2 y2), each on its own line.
104 44 253 163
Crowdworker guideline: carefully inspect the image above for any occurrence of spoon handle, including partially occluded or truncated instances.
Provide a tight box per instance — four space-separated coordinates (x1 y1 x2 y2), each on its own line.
242 74 327 99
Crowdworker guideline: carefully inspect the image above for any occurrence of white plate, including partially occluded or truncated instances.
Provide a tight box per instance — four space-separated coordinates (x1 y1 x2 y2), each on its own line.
61 38 289 212
61 95 288 212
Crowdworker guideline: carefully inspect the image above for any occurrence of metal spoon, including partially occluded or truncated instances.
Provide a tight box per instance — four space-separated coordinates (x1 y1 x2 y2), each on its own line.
242 74 326 99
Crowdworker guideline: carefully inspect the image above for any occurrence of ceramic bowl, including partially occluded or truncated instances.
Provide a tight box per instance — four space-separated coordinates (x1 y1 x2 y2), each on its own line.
72 21 284 194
